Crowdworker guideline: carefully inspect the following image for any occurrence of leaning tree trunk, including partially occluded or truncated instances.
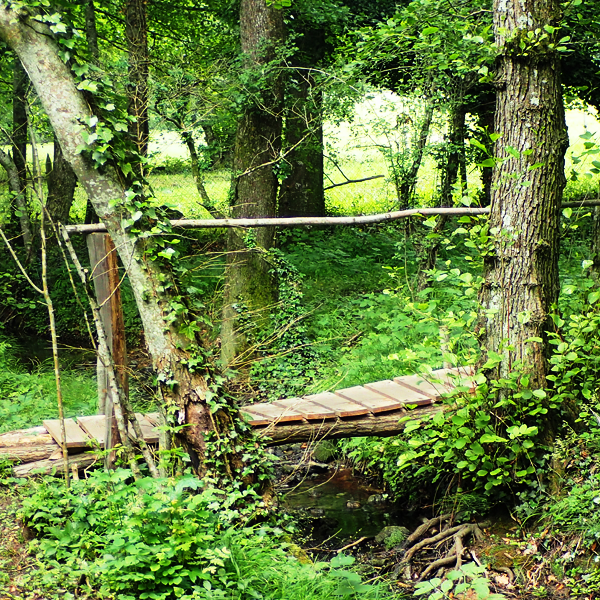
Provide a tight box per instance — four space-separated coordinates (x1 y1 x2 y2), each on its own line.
221 0 284 367
0 5 220 467
477 0 568 393
46 136 78 225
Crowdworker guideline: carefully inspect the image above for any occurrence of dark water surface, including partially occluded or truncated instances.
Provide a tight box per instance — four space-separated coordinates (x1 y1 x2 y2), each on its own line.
282 467 412 541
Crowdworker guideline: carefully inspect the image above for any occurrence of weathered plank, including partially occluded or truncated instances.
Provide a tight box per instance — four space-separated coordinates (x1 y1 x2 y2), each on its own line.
43 419 91 448
132 413 159 444
394 368 457 400
271 398 337 420
302 392 370 418
240 402 305 423
364 380 432 406
77 415 107 444
334 386 402 413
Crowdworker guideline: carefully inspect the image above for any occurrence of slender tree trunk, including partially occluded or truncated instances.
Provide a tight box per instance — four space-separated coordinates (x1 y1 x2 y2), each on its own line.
221 0 284 367
12 58 27 198
477 0 568 393
0 147 32 252
439 102 466 207
126 0 149 164
398 101 434 209
279 78 325 218
84 0 99 61
46 136 78 225
475 101 495 206
0 7 224 469
181 130 224 218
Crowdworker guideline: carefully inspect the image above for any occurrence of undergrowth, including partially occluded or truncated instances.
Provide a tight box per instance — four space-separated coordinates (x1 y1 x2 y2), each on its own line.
14 470 399 600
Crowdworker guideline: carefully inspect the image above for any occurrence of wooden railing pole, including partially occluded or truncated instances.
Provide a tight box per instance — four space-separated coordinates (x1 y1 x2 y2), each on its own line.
86 233 128 463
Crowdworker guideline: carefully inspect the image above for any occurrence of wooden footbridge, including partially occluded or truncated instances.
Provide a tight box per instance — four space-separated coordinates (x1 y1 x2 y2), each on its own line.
0 367 474 477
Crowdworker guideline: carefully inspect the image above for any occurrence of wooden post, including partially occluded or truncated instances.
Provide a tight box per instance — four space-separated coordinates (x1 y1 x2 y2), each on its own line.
86 233 128 461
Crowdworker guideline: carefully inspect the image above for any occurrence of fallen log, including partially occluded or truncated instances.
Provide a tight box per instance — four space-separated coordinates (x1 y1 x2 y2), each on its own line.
13 453 100 477
0 426 53 447
0 426 59 463
255 405 441 445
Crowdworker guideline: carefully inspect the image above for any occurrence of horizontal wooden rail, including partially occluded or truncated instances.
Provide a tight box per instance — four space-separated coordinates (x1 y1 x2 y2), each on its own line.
63 200 600 234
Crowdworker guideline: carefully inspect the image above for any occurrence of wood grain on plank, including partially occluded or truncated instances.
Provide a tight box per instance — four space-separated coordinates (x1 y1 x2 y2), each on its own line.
132 413 159 444
272 398 336 420
77 415 107 445
43 418 91 448
364 380 432 406
394 368 457 400
240 402 305 423
334 386 401 413
302 392 370 418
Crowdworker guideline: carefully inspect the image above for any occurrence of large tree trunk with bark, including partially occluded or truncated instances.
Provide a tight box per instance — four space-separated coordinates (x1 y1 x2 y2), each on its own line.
221 0 284 367
46 137 78 225
0 5 220 468
477 0 568 393
12 58 27 194
278 77 325 218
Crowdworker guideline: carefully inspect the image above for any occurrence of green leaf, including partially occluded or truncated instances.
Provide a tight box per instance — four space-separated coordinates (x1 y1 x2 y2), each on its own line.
588 291 600 305
422 26 439 35
562 207 573 219
506 146 520 159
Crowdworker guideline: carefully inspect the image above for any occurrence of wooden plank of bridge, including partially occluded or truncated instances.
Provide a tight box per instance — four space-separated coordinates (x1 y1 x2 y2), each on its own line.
271 398 338 420
240 402 305 424
394 368 457 400
334 385 405 413
364 380 432 406
43 418 91 448
77 415 107 444
302 392 371 418
132 414 159 444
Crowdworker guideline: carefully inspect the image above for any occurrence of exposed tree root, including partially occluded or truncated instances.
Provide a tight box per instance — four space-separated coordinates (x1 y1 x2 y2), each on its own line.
395 513 489 582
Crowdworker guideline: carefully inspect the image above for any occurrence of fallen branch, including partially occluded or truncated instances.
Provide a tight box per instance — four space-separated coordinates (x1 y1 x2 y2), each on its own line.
64 199 600 234
337 536 368 554
324 175 384 190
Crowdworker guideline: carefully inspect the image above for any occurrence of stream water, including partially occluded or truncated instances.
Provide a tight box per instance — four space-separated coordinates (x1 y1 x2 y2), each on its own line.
280 467 412 544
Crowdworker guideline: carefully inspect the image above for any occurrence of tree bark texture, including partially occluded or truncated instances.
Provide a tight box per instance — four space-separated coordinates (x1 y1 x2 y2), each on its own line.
0 5 216 465
85 0 99 61
478 0 568 389
278 78 325 218
46 137 78 225
126 0 149 161
12 58 27 195
221 0 284 367
439 103 466 207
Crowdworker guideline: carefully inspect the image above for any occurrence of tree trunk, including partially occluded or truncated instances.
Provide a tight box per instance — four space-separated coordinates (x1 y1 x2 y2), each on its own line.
0 147 32 253
12 58 27 191
478 0 568 393
278 78 325 218
84 0 99 61
439 102 466 207
46 136 78 225
126 0 149 164
181 130 225 218
221 0 284 367
0 7 221 468
397 100 434 209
